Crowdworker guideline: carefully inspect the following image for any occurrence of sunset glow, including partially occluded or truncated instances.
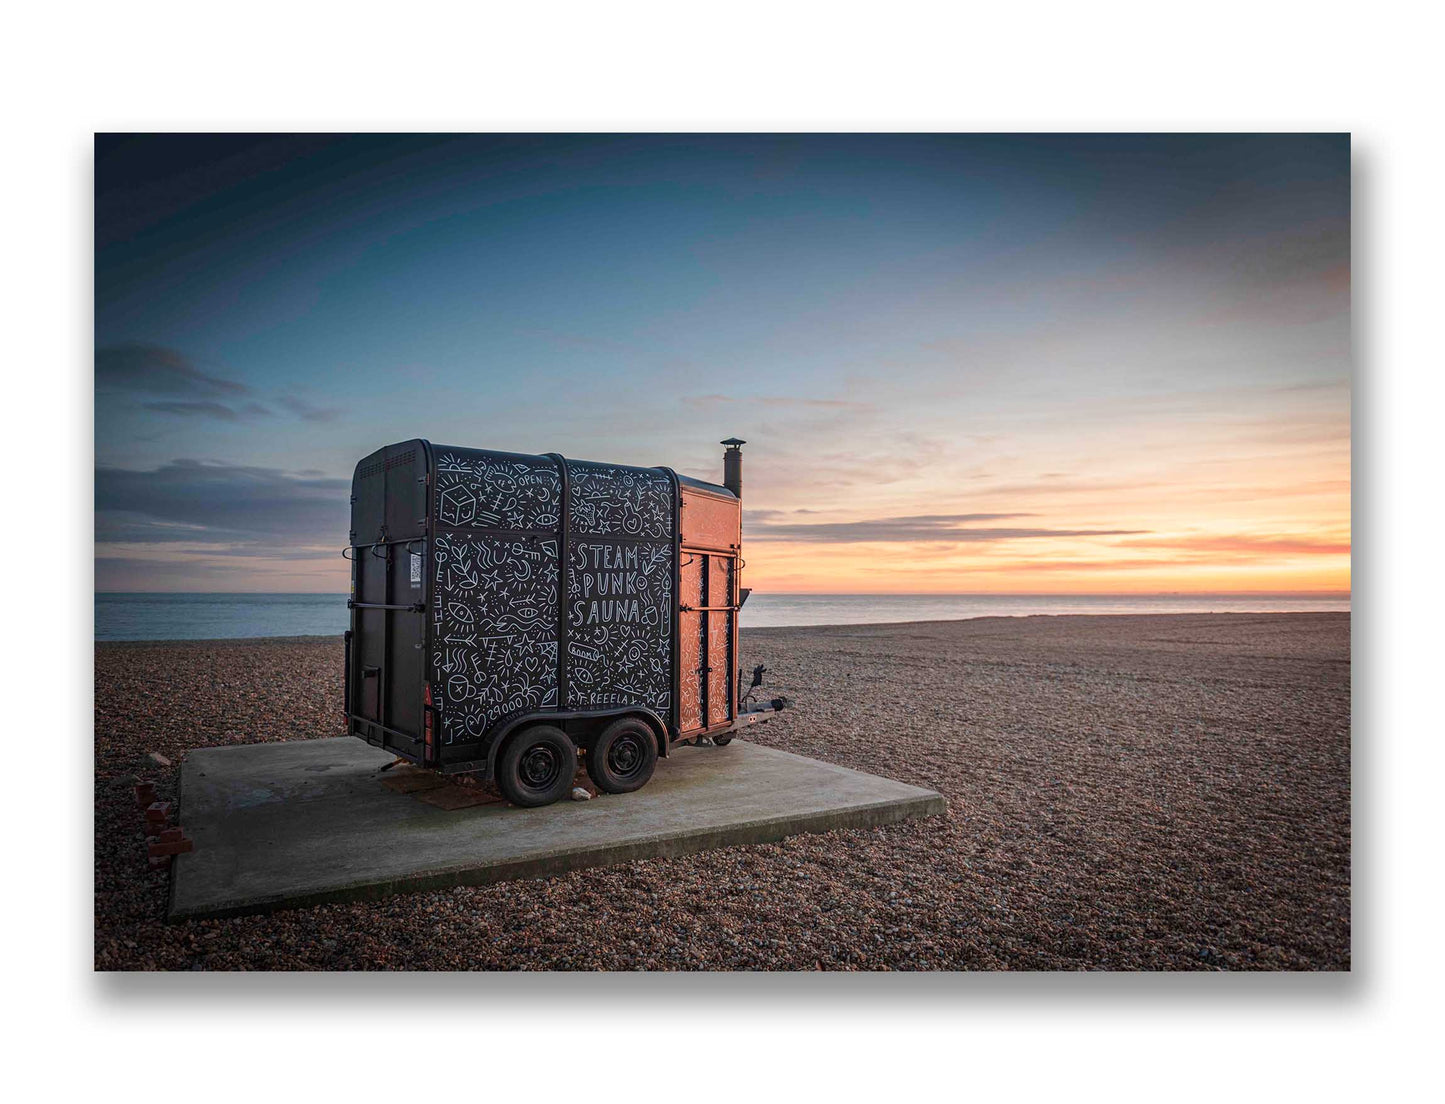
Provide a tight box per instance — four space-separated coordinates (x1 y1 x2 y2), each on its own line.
95 135 1350 595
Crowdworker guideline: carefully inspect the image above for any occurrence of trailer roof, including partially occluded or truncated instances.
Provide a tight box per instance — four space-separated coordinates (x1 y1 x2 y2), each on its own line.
356 441 737 501
677 473 736 499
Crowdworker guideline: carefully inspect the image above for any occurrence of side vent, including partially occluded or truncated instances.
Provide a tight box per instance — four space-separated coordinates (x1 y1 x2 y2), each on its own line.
357 449 417 480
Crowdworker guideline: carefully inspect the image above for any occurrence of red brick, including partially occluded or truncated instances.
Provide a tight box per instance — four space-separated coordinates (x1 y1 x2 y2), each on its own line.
147 838 193 857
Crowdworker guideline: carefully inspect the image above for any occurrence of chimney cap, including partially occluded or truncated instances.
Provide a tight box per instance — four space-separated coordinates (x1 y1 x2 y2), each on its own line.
721 437 746 447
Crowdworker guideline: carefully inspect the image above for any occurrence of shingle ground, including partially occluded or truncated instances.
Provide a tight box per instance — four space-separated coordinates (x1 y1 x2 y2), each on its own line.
94 613 1350 970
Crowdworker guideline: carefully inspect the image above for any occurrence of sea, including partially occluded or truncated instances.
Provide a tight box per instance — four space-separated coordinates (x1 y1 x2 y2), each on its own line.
94 592 1351 642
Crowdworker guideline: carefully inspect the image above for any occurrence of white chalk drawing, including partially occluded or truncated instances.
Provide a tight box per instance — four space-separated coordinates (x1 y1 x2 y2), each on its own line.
563 459 673 714
567 461 673 539
567 539 672 713
429 448 674 745
435 450 561 531
432 533 560 742
430 448 564 744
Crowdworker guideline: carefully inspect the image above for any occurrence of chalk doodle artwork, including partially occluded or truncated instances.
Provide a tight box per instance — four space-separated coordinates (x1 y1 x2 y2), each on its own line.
432 534 560 742
434 450 561 531
567 461 673 539
563 459 674 714
430 448 565 744
567 539 673 713
427 447 676 744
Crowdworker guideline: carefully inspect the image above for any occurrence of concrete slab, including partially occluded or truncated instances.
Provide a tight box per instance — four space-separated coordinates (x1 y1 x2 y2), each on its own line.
169 737 945 921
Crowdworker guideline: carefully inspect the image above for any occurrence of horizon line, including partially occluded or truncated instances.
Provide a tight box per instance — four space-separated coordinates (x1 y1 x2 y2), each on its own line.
96 589 1353 598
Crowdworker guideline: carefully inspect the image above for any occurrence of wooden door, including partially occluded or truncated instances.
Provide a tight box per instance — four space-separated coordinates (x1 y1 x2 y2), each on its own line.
706 554 735 728
679 552 706 733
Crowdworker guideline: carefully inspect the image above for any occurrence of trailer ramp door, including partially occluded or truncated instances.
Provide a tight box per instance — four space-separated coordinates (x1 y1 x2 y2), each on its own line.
348 441 430 762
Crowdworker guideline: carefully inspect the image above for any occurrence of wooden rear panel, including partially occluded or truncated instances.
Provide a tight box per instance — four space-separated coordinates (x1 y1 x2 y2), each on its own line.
706 554 735 728
679 553 705 733
679 487 740 735
681 489 740 552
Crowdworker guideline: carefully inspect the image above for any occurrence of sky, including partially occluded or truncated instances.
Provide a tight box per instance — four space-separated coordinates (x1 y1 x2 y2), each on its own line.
94 133 1350 594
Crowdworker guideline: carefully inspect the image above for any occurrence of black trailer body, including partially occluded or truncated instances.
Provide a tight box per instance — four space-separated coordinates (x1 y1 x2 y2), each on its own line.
345 440 759 792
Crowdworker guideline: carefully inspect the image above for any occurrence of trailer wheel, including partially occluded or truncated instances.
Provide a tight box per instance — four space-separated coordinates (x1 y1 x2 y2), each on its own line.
586 717 658 794
497 725 576 807
712 734 733 747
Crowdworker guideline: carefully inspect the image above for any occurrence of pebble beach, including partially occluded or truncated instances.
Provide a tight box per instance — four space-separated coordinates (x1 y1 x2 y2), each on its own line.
94 612 1350 971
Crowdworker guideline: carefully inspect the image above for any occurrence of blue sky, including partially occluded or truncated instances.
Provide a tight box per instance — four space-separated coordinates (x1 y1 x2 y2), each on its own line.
95 134 1350 592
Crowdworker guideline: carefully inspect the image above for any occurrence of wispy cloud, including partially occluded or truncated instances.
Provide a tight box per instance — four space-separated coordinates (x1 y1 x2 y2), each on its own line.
683 393 872 411
95 460 349 545
966 476 1170 499
742 507 824 524
95 552 345 591
1121 533 1351 555
96 343 248 397
276 394 341 423
926 556 1191 574
97 343 340 426
747 512 1145 543
141 400 243 422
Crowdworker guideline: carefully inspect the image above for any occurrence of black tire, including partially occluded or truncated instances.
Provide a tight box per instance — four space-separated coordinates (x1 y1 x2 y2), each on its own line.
497 725 576 807
712 734 733 747
586 717 658 794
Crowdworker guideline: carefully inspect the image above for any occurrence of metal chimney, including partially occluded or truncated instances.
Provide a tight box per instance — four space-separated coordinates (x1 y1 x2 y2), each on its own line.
721 437 745 499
